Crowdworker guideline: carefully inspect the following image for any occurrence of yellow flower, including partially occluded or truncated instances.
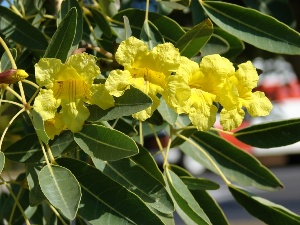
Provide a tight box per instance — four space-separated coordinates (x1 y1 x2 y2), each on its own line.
164 55 238 131
105 36 181 121
33 53 114 139
220 61 272 130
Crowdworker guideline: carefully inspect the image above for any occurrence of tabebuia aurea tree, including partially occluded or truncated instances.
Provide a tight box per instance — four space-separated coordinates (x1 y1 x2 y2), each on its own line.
1 0 300 224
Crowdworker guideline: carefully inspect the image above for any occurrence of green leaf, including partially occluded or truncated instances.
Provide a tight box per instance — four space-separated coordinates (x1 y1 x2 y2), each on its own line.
140 20 164 49
57 158 165 225
113 9 185 43
175 19 213 58
39 165 81 220
26 164 46 206
91 8 112 38
157 98 178 125
32 110 49 144
1 48 17 72
201 1 300 54
88 86 152 122
59 0 83 47
44 7 77 62
229 184 300 224
180 177 219 190
169 164 193 177
74 124 139 161
165 168 212 225
159 0 191 10
4 131 75 163
191 190 229 225
234 118 300 148
171 127 197 148
0 152 4 174
0 6 48 52
181 131 283 190
243 0 295 27
92 145 173 214
123 16 132 39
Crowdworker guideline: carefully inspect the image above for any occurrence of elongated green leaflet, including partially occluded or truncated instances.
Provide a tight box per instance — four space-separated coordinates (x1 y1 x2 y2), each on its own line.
74 124 139 161
57 158 165 225
229 184 300 224
234 118 300 148
201 1 300 54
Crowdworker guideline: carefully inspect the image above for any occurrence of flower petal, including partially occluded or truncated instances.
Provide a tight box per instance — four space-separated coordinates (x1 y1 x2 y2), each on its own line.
89 84 115 110
34 89 59 121
115 36 148 69
245 91 273 117
220 108 245 131
60 99 90 132
132 94 160 121
106 69 132 97
44 114 65 140
35 58 63 88
66 53 100 86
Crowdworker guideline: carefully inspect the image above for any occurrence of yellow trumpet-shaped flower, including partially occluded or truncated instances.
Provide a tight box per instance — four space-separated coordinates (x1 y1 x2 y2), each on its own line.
164 55 238 131
220 61 272 130
33 53 114 139
105 36 181 121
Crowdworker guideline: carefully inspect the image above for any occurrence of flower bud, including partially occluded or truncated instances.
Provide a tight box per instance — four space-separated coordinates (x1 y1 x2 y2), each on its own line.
0 69 28 84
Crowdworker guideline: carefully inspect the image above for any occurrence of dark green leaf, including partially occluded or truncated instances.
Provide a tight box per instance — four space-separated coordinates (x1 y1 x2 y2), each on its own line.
229 184 300 225
165 168 212 225
44 7 77 62
140 20 164 49
181 131 283 190
39 165 81 220
191 190 229 225
0 6 48 52
201 33 229 56
91 8 112 38
92 145 173 214
234 118 300 148
201 1 300 54
160 0 191 10
88 86 152 122
180 177 219 190
59 0 83 46
169 164 193 177
1 48 17 72
175 19 213 58
243 0 295 27
113 9 185 43
26 164 46 206
171 127 197 148
74 124 139 161
109 118 137 136
157 98 178 125
57 158 165 225
4 131 75 163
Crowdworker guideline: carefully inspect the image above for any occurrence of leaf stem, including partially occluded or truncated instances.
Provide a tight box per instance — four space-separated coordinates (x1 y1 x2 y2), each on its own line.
145 0 150 21
176 133 231 185
0 108 25 151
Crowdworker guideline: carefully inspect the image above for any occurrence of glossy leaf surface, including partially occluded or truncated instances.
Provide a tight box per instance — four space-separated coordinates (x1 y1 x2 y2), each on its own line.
201 1 300 54
74 124 139 161
234 118 300 148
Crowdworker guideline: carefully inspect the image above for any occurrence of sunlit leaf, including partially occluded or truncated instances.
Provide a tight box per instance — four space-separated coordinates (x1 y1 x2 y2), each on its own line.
31 110 49 144
57 158 165 225
157 98 178 125
180 131 283 190
73 124 139 161
234 118 300 148
201 1 300 54
175 19 213 58
44 7 77 62
39 165 81 220
141 20 164 49
92 145 173 214
88 86 152 122
165 168 212 225
229 184 300 224
0 152 4 174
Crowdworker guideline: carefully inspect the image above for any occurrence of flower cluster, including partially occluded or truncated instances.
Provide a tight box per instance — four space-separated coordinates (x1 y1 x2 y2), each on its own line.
33 53 114 139
33 37 272 139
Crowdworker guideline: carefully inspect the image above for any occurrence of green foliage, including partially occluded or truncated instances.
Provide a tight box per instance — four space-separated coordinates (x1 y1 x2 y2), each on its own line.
0 0 300 224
